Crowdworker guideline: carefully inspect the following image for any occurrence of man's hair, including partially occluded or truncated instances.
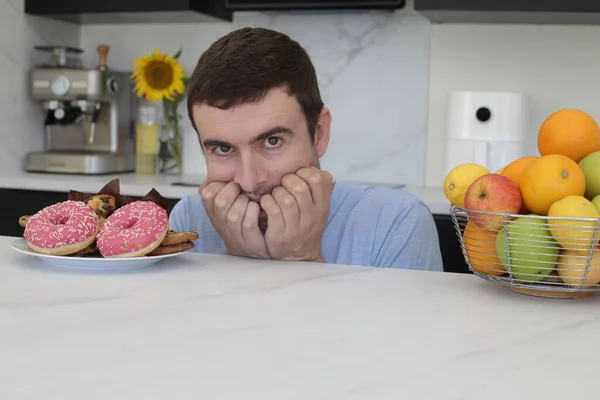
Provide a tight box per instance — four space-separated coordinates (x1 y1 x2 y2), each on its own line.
186 27 324 141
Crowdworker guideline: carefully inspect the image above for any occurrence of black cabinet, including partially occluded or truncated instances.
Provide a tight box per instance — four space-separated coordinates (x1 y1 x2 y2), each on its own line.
223 0 404 11
414 0 600 25
1 189 180 239
24 0 232 24
433 214 470 275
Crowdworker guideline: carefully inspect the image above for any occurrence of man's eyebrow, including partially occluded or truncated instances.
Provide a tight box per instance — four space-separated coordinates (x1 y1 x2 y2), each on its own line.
202 139 231 149
251 126 294 144
202 126 293 149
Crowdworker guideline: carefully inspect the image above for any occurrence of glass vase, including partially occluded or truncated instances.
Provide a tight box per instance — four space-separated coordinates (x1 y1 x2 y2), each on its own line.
135 100 159 175
158 119 183 175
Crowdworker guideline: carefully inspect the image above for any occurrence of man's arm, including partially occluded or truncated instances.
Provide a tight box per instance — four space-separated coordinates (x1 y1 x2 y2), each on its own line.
374 200 444 272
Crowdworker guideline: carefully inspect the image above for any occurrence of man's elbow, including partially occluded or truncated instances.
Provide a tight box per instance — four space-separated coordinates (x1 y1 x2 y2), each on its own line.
411 202 444 272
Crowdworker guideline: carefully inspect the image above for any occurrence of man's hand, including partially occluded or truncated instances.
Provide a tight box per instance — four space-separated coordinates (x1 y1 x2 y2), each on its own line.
200 181 270 259
259 167 334 262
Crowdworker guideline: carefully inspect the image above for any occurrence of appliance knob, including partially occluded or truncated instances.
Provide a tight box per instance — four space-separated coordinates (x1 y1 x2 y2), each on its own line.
50 75 71 97
54 108 65 120
476 107 491 122
107 77 119 93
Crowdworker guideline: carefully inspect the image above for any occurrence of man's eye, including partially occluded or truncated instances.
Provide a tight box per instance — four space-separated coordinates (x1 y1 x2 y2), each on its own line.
214 145 232 155
264 137 282 148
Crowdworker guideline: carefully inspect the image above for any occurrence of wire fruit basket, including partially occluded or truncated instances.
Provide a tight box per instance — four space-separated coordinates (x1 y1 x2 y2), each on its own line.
450 206 600 299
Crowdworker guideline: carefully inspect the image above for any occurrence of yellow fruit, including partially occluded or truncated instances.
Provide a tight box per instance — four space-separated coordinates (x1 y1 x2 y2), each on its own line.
557 249 600 288
548 195 600 251
444 163 490 208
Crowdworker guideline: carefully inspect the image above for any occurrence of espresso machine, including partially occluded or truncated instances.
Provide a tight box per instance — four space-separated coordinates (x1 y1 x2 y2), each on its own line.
26 45 137 174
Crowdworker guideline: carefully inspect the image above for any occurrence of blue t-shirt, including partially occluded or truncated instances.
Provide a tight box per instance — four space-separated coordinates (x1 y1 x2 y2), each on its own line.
169 181 444 271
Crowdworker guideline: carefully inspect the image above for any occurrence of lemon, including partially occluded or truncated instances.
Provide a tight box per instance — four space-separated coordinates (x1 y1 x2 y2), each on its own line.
548 195 600 251
443 163 490 208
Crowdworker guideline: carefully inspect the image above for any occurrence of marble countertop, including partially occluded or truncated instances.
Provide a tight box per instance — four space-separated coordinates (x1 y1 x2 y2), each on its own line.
2 234 600 399
0 172 452 214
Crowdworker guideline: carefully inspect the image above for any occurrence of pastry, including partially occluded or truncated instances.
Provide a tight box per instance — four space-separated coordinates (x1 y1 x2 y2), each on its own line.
18 215 31 228
86 194 116 218
148 241 195 256
160 230 199 246
24 201 99 256
96 201 169 258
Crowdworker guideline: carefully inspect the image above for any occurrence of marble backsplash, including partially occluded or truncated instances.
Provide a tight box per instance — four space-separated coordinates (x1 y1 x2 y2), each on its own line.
0 1 431 186
0 0 80 173
80 8 432 186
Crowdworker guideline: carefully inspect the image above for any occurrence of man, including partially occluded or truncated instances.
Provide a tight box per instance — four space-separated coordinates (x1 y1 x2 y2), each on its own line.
169 27 444 271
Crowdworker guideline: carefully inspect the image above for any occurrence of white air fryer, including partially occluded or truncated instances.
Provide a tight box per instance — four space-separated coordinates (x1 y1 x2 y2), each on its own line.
444 91 531 175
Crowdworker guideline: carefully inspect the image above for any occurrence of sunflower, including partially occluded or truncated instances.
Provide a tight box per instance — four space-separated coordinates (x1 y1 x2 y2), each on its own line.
131 49 186 102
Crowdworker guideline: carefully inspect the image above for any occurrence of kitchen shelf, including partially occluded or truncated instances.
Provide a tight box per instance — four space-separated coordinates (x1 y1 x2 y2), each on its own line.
414 0 600 25
24 0 232 24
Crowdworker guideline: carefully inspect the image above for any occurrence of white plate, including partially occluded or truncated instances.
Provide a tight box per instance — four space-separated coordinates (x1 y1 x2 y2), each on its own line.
11 238 190 271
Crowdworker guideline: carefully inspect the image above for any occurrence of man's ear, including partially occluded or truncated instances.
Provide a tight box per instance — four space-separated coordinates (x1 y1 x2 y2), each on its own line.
314 107 331 158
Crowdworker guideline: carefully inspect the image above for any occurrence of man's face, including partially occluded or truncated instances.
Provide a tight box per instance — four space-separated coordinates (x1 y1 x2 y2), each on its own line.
193 86 331 201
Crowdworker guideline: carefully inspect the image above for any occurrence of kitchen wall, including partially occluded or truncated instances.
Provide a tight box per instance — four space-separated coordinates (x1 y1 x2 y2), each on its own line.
426 23 600 187
6 1 600 188
80 8 432 186
0 0 80 173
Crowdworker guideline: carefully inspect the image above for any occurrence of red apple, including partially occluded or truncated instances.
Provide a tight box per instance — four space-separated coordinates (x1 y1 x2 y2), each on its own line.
464 174 523 231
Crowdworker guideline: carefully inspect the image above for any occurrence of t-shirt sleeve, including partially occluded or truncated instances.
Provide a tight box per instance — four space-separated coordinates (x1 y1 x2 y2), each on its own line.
168 196 189 232
374 200 444 272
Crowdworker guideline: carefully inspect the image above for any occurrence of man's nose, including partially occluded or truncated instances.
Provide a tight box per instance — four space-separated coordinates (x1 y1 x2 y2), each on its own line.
235 152 267 194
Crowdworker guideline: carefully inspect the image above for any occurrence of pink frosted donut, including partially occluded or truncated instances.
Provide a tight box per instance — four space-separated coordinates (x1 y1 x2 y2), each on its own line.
24 200 99 256
97 201 169 258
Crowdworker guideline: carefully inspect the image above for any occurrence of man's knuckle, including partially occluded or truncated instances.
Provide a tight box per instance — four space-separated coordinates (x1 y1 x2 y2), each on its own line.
214 194 229 208
226 212 240 223
292 183 307 194
309 173 322 185
282 195 295 206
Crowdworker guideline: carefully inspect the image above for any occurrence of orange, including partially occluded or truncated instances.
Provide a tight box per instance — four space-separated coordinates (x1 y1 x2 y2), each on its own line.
519 154 586 216
500 156 539 186
462 220 504 276
501 156 539 215
538 109 600 163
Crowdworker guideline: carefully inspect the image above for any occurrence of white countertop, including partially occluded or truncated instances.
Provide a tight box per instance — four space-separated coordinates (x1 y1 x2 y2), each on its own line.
0 172 452 214
1 235 599 399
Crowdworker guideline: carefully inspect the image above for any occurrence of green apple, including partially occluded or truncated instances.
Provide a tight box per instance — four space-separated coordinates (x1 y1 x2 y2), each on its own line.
579 151 600 200
592 195 600 215
495 216 560 282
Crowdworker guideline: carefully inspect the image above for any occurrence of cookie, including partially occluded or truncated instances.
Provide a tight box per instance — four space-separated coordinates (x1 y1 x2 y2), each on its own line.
148 241 195 256
86 194 116 218
160 231 199 246
19 215 31 228
72 241 99 257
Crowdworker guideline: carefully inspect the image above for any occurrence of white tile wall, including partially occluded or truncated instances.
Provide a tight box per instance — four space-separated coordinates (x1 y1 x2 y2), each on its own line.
426 23 600 187
6 0 600 188
80 8 432 186
0 0 80 173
